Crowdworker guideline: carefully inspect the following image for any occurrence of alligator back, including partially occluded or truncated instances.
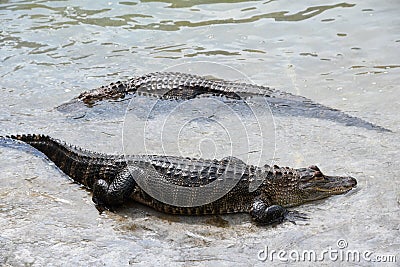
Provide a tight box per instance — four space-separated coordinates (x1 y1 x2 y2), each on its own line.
57 72 391 132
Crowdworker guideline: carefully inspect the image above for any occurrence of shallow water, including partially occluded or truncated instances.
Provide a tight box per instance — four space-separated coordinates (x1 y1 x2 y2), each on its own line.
0 0 399 266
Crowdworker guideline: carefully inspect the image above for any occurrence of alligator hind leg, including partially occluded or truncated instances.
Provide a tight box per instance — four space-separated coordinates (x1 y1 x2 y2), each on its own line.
92 167 137 212
250 199 308 225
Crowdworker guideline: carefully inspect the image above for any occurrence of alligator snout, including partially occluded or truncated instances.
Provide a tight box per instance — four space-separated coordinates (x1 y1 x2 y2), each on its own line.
348 176 357 188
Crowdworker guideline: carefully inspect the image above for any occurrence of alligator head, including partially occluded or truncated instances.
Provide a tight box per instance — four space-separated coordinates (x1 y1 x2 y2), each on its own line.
264 165 357 207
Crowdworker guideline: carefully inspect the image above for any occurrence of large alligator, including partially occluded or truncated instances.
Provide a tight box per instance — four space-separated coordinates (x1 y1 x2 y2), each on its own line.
57 72 390 132
1 134 357 225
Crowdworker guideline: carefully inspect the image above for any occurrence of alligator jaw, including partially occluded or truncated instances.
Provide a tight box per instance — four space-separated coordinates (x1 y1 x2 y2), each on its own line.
301 175 357 201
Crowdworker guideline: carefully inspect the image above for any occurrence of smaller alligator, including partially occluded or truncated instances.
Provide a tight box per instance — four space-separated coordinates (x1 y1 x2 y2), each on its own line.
57 72 390 132
1 134 357 225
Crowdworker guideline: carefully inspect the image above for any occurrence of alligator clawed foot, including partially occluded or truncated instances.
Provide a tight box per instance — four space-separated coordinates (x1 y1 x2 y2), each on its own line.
94 198 123 214
92 179 117 213
284 210 309 225
92 196 115 213
94 202 107 214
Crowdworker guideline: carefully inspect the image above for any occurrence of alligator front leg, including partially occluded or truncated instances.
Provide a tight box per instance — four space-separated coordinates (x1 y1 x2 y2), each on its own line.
92 167 137 212
250 199 308 225
250 199 287 225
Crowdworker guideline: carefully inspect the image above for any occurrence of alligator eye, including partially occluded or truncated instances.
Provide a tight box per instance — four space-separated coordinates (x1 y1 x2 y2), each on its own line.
313 171 324 180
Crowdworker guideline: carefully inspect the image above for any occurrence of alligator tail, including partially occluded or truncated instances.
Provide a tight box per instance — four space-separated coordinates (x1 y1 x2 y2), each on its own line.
1 134 117 189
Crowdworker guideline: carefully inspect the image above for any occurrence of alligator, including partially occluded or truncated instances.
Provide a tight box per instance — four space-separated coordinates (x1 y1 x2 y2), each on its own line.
1 134 357 225
57 72 390 132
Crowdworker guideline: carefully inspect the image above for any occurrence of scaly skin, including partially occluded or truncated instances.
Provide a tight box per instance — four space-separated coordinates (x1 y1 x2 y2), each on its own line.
1 134 357 225
57 72 390 132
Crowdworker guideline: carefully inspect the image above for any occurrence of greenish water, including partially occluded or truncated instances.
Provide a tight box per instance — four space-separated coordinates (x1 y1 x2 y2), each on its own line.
0 0 399 266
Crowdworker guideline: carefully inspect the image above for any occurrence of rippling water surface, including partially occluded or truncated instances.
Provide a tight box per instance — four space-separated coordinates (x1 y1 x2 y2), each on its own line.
0 0 399 266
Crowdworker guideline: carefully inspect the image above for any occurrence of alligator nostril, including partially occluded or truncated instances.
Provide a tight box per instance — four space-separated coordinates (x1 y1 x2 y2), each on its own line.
349 177 357 187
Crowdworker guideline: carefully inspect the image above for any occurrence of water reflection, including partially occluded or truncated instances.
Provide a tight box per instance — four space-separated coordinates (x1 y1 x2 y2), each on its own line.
140 0 261 9
130 3 355 31
1 1 355 30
